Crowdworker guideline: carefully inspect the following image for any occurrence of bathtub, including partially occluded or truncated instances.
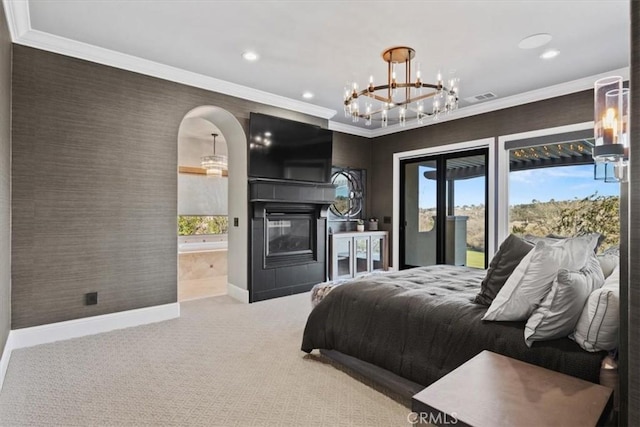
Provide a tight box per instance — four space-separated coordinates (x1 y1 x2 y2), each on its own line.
178 235 228 253
178 235 228 300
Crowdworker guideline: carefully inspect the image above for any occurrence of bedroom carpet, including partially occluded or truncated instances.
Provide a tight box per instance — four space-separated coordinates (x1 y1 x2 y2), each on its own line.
0 292 412 426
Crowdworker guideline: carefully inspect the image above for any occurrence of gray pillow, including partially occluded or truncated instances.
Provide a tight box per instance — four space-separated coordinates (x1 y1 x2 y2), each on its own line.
525 233 605 252
483 234 600 322
524 252 605 346
571 264 620 352
474 234 534 306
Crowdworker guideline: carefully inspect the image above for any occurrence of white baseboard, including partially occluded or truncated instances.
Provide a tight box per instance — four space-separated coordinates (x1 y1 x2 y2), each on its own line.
227 282 249 303
0 331 14 392
11 303 180 350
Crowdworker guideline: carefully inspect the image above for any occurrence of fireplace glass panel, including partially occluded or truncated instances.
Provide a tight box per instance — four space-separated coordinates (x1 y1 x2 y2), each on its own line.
267 216 312 255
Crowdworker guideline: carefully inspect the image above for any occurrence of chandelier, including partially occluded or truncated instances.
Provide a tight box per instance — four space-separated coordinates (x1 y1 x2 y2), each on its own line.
343 46 459 128
201 133 228 176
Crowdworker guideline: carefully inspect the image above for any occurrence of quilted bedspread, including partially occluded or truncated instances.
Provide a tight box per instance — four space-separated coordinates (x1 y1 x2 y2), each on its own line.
301 265 605 386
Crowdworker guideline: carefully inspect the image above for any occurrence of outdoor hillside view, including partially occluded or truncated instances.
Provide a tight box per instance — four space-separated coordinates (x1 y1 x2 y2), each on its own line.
419 163 620 269
419 193 619 268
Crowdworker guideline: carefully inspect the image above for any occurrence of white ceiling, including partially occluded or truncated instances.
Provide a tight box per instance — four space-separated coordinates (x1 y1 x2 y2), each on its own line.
5 0 632 136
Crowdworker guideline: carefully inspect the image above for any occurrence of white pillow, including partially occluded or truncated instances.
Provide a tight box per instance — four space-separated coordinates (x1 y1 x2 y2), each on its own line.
571 264 620 352
597 253 619 279
524 253 605 346
483 234 599 322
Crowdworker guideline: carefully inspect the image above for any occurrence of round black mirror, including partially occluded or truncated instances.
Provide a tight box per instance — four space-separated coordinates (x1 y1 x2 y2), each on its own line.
330 169 363 218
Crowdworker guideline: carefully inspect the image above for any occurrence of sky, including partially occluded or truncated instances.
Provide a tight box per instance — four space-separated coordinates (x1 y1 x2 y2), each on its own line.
418 164 620 208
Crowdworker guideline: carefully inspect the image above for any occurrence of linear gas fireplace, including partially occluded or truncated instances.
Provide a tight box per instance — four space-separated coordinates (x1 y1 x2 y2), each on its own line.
265 209 316 267
249 179 335 302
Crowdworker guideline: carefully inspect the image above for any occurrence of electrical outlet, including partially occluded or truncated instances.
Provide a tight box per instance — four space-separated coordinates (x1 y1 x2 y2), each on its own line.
234 217 239 227
85 292 98 305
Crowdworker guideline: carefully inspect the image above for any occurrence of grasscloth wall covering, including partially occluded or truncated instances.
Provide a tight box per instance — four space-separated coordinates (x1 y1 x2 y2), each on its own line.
330 132 372 231
0 4 11 354
11 46 329 329
627 1 639 424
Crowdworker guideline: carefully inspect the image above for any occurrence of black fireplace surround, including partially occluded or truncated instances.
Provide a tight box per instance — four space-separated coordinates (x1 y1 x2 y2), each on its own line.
249 179 335 302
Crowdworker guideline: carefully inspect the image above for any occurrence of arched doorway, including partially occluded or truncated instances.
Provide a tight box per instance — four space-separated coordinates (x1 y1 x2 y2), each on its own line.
177 106 249 303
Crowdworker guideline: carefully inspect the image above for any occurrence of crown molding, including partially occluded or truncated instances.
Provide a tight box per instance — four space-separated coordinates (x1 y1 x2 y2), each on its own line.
2 1 628 138
2 0 29 41
2 1 336 120
327 121 372 138
330 66 629 139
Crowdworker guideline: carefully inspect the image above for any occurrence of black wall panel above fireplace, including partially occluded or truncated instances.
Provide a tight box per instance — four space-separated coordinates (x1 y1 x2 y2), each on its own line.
249 179 334 302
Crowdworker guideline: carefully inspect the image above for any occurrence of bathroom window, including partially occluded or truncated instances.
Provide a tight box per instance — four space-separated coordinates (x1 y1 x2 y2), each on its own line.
178 216 229 236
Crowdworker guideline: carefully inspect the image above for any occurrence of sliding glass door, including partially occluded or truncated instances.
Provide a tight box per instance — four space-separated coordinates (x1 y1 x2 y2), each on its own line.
400 148 488 269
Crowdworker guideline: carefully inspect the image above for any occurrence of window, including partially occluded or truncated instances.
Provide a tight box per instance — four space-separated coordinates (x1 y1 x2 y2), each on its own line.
401 149 488 269
418 162 436 232
178 216 229 236
508 140 619 251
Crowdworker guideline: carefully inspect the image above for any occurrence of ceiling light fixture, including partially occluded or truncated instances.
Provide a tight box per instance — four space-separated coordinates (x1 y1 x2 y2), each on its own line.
302 91 314 99
201 133 228 176
242 51 259 61
343 46 459 128
540 49 560 60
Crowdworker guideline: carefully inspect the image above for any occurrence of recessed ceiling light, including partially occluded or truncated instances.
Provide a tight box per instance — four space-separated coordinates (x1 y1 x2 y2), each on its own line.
302 91 314 99
242 51 259 61
540 49 560 59
518 33 553 49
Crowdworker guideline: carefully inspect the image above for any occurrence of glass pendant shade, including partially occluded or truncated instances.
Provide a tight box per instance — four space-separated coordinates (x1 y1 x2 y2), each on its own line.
201 154 228 174
593 76 629 183
593 76 627 161
201 133 228 175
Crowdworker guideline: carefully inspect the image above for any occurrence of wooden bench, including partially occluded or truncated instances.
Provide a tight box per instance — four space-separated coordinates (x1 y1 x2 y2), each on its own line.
411 350 613 426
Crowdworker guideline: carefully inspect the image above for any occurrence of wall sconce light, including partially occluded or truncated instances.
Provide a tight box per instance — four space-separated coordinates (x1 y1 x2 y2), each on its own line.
593 76 629 183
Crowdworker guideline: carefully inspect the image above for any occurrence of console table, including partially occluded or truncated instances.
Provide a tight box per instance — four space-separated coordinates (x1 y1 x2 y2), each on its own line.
329 231 388 280
411 350 612 426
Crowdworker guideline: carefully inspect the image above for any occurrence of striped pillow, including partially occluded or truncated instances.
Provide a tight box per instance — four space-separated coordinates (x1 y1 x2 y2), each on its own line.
571 265 619 352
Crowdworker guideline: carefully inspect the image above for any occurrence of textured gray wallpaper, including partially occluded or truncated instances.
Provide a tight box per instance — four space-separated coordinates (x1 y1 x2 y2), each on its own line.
331 132 373 219
0 4 11 355
11 46 328 328
627 1 639 423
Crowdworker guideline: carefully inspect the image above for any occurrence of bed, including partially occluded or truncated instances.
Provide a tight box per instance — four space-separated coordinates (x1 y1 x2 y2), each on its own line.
301 265 607 395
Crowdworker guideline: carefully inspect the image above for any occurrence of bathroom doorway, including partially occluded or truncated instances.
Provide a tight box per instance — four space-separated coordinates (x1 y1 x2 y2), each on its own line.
177 119 229 301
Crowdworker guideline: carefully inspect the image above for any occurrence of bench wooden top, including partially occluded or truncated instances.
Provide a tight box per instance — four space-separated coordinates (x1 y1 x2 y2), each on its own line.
412 350 612 427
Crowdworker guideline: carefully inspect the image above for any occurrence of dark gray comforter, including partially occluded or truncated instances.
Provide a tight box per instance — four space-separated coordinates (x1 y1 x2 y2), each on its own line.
301 265 605 385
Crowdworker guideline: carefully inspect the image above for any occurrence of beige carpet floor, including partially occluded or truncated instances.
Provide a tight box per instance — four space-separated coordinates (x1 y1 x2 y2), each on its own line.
0 293 412 426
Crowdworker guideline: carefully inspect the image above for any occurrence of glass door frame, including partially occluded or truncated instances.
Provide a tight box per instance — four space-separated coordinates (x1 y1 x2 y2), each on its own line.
399 148 489 269
392 138 496 270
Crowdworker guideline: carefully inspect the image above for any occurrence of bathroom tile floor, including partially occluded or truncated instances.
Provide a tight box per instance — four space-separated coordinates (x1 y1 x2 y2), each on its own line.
178 276 228 301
